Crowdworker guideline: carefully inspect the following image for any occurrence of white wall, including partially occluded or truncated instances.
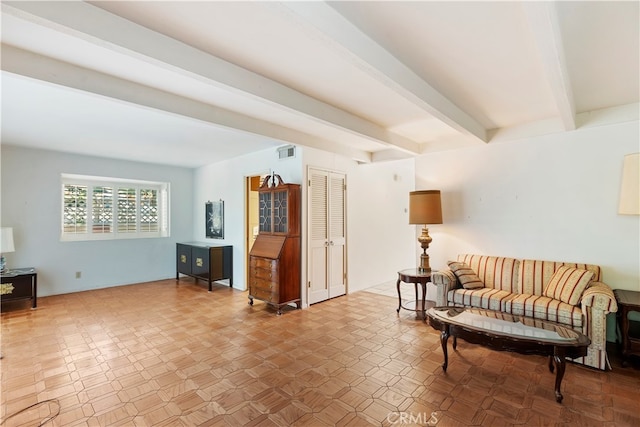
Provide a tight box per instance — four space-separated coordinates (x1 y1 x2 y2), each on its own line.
299 148 416 302
0 145 194 296
344 157 417 293
416 120 640 340
192 145 417 308
416 120 639 292
192 146 303 296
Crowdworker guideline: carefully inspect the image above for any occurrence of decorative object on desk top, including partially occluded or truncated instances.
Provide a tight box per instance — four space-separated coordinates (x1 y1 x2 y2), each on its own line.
409 190 442 273
0 227 15 273
206 200 224 239
260 172 286 189
619 152 639 215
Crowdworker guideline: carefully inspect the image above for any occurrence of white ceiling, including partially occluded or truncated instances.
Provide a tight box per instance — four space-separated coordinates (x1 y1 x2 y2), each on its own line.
1 1 638 168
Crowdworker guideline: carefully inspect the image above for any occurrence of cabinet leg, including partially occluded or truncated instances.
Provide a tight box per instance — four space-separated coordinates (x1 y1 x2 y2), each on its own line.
33 276 37 308
248 296 254 306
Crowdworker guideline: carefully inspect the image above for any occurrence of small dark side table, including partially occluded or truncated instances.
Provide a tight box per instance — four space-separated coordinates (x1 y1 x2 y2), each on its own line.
396 268 434 321
1 267 37 309
614 289 640 367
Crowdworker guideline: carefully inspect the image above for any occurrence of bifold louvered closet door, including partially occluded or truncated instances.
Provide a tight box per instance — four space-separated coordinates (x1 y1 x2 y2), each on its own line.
308 167 347 304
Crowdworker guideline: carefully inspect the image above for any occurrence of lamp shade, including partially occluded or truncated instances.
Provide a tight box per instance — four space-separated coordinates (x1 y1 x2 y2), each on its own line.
409 190 443 225
619 153 639 215
0 227 15 253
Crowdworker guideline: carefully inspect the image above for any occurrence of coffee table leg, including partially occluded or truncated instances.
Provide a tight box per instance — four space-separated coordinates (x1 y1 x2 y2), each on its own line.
552 348 566 403
440 327 450 372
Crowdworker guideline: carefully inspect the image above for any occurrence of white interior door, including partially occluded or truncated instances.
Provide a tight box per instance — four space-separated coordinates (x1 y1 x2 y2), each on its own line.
328 173 346 298
308 170 329 304
308 167 346 304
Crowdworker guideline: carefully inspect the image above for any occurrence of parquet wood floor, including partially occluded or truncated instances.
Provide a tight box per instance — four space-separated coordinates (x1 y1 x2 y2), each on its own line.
1 278 639 426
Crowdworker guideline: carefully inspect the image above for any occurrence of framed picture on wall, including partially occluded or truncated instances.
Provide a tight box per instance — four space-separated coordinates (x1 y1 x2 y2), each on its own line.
206 200 224 239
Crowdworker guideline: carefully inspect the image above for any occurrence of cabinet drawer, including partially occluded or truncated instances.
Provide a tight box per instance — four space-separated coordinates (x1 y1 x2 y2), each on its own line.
250 257 277 270
251 266 278 281
250 277 277 292
250 285 279 303
177 244 191 274
0 275 33 299
191 247 210 276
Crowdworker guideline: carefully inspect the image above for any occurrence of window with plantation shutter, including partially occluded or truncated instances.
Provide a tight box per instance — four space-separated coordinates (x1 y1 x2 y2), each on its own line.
140 189 159 233
63 184 88 233
117 188 137 233
61 174 169 241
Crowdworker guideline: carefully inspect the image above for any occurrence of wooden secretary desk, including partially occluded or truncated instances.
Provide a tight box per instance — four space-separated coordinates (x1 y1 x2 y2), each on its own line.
248 174 301 314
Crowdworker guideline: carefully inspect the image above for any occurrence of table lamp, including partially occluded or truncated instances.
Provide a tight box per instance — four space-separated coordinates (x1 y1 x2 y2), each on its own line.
409 190 443 272
0 227 15 273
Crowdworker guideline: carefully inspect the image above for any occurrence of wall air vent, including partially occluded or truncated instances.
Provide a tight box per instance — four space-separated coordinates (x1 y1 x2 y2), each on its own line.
277 145 296 160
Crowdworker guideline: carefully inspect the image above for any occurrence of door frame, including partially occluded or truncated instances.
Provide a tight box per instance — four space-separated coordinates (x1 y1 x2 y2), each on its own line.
245 171 269 289
306 166 348 305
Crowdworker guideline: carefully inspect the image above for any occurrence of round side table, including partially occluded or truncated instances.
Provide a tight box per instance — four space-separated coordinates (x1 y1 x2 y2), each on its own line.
396 268 434 321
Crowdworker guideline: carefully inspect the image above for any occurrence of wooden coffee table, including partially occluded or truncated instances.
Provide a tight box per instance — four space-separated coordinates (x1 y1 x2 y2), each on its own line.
426 306 590 403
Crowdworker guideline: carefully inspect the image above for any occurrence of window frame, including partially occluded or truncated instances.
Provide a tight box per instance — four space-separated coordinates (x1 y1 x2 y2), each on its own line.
61 173 170 242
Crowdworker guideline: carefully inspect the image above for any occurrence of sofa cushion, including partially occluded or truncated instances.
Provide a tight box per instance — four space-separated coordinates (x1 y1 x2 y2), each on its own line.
457 254 520 293
519 259 601 296
447 261 484 289
505 293 583 328
543 266 593 305
448 288 516 312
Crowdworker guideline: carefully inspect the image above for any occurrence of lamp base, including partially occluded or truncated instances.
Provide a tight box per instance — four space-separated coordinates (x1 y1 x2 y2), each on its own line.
419 253 432 273
417 226 432 273
0 255 5 273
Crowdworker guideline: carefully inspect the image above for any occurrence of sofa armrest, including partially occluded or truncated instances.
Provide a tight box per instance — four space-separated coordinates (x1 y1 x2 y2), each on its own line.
580 281 618 352
432 270 459 306
580 281 618 313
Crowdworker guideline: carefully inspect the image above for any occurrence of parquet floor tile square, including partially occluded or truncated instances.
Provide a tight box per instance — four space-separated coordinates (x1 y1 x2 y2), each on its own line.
1 278 639 426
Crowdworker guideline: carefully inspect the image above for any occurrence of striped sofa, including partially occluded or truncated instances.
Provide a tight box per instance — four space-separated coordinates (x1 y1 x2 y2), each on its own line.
432 254 618 370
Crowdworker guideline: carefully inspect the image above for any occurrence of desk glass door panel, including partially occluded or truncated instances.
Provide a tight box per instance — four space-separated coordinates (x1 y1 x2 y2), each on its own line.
259 192 272 233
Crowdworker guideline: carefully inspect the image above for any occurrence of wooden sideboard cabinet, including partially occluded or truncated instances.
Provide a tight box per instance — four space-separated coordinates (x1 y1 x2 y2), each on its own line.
1 268 37 309
176 242 232 291
249 174 301 314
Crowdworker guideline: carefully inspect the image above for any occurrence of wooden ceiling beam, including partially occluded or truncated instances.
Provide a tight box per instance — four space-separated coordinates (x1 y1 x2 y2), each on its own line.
522 2 576 131
274 2 488 144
